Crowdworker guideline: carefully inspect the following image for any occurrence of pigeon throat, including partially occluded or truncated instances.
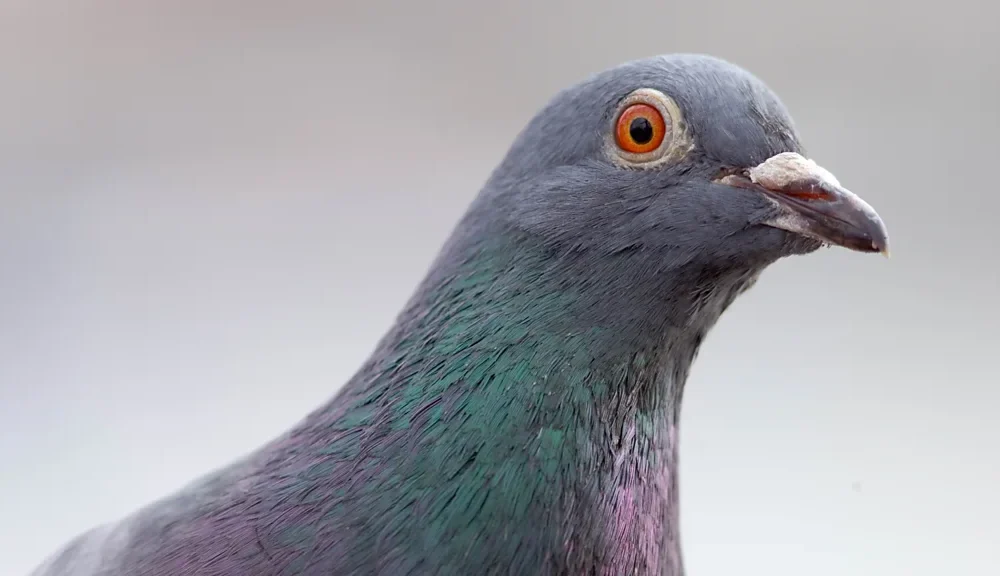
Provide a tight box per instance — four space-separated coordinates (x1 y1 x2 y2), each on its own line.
300 232 760 573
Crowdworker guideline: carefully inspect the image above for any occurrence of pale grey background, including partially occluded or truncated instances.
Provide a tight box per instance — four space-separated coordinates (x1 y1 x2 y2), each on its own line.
1 1 997 575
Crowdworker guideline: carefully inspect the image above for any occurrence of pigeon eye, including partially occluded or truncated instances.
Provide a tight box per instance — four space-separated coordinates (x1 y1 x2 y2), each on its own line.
615 103 666 154
608 88 685 167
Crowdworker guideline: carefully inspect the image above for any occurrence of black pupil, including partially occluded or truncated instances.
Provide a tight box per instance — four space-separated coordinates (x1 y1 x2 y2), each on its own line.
629 117 654 144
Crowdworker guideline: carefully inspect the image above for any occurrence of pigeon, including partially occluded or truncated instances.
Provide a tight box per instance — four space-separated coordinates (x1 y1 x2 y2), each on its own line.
31 53 888 576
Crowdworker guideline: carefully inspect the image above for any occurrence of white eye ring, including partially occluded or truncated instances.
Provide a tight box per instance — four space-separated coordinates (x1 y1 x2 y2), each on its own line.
607 88 692 168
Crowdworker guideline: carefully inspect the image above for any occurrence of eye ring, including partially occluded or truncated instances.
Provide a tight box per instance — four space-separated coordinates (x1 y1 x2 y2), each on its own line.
608 88 688 168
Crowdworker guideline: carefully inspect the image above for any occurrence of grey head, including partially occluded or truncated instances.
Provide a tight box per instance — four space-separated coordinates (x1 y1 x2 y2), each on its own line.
465 53 888 284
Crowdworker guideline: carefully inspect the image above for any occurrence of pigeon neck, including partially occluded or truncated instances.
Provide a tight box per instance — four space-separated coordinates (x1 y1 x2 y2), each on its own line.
315 231 757 574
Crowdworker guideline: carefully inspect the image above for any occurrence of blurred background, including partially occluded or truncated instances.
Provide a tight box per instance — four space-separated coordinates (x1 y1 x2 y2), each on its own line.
1 1 997 574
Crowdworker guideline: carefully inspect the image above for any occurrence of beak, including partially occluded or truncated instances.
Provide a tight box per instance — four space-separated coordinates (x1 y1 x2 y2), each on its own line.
717 152 890 256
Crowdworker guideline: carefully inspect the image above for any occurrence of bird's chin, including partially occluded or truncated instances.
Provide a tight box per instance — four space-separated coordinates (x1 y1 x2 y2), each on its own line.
775 230 825 257
737 223 823 262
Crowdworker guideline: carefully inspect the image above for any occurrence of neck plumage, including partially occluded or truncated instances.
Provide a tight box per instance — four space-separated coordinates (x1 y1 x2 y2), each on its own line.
293 229 759 575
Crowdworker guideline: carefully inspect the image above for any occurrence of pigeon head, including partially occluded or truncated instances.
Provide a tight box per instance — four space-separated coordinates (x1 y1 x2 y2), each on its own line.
477 54 888 276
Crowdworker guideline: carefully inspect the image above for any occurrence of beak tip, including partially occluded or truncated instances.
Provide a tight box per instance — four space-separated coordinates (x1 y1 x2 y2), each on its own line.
870 218 890 258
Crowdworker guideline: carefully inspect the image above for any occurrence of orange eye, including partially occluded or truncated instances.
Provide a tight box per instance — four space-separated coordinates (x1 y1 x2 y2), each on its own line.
615 103 667 154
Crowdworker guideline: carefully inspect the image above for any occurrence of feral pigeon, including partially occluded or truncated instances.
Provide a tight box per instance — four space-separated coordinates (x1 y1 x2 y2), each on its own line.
31 53 889 576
